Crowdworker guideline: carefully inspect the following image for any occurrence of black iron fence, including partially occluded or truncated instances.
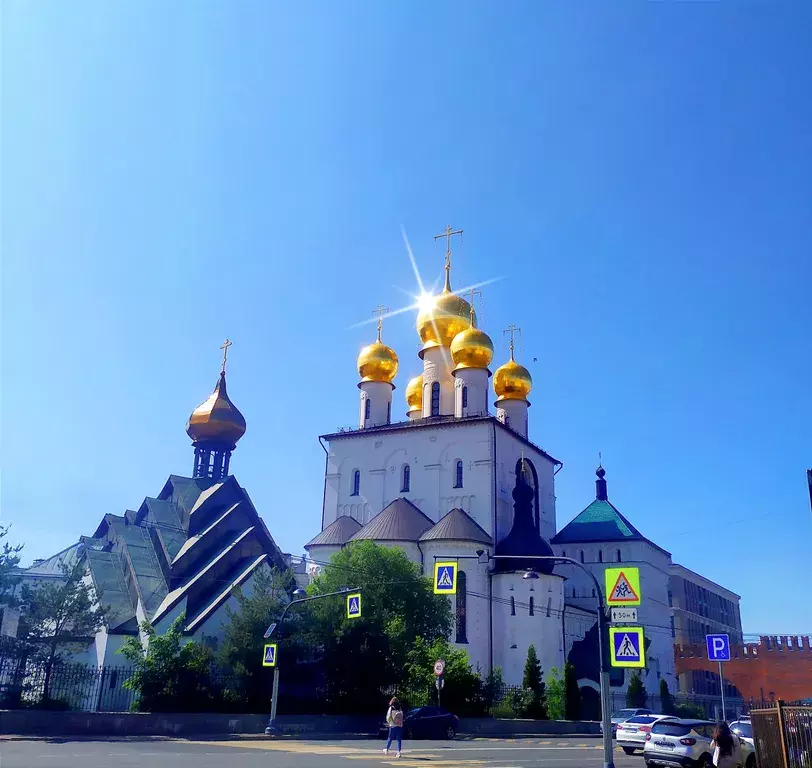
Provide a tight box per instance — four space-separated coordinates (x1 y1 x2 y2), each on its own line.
752 702 812 768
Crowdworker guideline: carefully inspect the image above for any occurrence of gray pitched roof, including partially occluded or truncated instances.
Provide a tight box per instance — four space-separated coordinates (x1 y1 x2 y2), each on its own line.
419 508 492 545
305 515 362 548
350 498 434 542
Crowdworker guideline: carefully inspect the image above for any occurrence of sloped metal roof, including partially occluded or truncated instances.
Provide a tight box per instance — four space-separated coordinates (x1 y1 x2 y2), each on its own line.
305 515 362 548
419 508 492 545
350 498 434 542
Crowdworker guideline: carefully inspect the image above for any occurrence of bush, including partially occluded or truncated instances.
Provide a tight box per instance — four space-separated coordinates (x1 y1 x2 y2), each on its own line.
508 687 538 718
546 667 566 721
564 662 581 720
674 702 706 719
659 679 676 715
626 671 647 708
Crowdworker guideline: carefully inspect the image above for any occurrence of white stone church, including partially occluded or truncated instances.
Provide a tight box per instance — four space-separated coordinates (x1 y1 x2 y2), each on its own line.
303 235 739 698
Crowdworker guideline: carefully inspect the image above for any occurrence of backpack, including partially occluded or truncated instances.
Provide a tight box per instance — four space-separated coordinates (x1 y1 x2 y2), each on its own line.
392 708 404 727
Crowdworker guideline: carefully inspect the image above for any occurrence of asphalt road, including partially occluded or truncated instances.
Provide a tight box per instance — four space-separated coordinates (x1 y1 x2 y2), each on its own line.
1 737 648 768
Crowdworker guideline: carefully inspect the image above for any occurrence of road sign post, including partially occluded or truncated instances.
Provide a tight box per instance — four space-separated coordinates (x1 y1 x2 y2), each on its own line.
706 634 731 720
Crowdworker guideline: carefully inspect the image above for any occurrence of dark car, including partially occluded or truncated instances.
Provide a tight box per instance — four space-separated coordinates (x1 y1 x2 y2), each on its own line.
380 706 458 740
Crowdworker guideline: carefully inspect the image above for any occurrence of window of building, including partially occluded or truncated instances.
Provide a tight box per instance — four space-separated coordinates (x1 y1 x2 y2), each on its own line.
598 550 603 563
431 382 440 416
462 385 468 408
592 588 596 598
454 460 464 488
401 464 410 492
364 398 371 422
546 597 552 618
617 549 622 562
351 470 360 496
579 550 585 564
387 401 391 424
455 572 467 642
510 596 516 616
529 596 534 616
561 550 566 558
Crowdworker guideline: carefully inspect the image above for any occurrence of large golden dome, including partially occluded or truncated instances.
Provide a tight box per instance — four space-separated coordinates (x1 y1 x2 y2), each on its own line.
451 326 494 371
416 277 474 354
186 372 247 446
493 357 533 401
357 339 398 384
405 374 423 415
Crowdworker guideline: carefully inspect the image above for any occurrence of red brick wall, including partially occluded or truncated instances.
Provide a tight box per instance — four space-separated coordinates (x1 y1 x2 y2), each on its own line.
675 636 812 702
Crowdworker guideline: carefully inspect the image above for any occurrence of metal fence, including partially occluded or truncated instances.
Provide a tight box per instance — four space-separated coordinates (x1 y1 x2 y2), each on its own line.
751 702 812 768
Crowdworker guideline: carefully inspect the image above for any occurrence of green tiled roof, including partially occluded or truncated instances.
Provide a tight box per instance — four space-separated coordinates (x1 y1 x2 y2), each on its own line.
551 499 645 544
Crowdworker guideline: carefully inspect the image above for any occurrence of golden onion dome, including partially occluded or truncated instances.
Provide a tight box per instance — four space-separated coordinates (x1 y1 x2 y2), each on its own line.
405 374 423 414
357 339 398 384
416 274 474 354
493 357 533 401
450 326 494 371
186 372 247 446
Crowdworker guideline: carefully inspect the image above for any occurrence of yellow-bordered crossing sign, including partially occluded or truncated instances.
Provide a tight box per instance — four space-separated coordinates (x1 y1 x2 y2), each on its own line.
433 561 457 595
346 592 362 619
262 643 277 667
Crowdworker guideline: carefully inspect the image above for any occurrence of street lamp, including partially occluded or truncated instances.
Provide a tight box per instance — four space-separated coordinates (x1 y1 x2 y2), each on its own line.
264 587 359 735
476 552 616 768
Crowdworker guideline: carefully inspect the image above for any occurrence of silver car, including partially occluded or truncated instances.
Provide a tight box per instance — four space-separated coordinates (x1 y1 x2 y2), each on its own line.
601 707 654 737
644 718 718 767
616 714 671 755
730 720 757 768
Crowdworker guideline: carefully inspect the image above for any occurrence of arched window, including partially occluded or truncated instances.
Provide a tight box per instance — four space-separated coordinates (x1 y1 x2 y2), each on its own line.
431 382 440 416
454 460 463 488
598 550 603 563
401 464 410 492
387 401 391 424
364 398 371 422
505 415 510 427
351 470 360 496
510 596 516 616
455 572 467 643
579 550 585 564
546 597 552 618
562 550 566 558
592 588 596 598
529 596 534 616
461 385 468 409
617 549 622 562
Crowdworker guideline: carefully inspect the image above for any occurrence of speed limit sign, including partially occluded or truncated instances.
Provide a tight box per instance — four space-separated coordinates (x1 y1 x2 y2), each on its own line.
433 659 445 676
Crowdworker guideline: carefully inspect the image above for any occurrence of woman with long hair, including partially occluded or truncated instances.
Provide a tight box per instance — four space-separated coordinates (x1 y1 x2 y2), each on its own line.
711 721 741 767
383 696 404 759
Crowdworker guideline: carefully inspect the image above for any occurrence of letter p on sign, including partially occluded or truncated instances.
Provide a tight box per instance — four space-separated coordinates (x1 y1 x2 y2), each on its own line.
706 634 731 662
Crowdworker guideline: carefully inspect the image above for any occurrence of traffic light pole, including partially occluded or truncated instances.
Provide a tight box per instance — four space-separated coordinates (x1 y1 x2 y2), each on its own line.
264 587 358 735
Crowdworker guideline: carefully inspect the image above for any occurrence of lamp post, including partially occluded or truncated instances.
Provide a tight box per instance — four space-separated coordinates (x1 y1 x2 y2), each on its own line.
264 587 359 735
479 552 615 768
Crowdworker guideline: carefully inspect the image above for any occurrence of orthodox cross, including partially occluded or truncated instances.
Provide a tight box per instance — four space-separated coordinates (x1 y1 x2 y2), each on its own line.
372 304 390 341
503 324 521 360
434 225 464 289
466 287 482 325
220 338 232 374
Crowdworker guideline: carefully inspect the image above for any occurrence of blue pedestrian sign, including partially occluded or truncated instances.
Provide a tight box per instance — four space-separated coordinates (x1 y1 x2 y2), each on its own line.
706 634 731 662
346 592 362 619
262 643 277 667
609 626 645 668
433 561 457 595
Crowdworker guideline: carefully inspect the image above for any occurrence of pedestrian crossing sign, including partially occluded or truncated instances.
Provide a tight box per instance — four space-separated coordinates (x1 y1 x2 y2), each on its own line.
433 561 457 595
609 627 645 668
262 643 277 667
346 592 362 619
605 567 641 606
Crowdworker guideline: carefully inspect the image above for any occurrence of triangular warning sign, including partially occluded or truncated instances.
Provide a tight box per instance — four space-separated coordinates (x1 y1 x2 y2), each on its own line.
609 571 640 603
438 567 453 587
616 634 639 658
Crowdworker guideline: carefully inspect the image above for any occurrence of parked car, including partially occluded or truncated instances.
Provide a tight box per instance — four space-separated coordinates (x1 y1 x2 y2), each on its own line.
380 706 459 740
730 719 757 768
601 707 654 736
643 717 716 767
616 714 671 754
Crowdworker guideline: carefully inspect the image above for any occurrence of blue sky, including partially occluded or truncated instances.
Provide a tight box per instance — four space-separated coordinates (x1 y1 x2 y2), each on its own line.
3 2 811 635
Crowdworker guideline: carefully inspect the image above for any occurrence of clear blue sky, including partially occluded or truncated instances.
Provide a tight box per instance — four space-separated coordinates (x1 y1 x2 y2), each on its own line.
3 2 810 635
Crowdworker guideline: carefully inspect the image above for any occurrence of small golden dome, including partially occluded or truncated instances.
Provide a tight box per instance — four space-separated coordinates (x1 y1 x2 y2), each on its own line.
493 357 533 401
186 373 247 446
357 339 398 384
405 374 423 414
451 326 494 371
416 279 474 353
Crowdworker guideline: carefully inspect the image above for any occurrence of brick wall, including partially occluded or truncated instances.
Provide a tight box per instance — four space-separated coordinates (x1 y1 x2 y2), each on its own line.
675 635 812 702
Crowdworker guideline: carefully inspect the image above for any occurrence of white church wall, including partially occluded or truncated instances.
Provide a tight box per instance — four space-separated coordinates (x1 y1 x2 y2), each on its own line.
323 421 495 534
492 572 565 686
306 544 342 567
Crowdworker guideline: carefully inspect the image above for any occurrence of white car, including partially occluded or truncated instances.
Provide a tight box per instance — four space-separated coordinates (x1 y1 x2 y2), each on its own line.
730 719 757 768
616 714 671 755
644 718 717 767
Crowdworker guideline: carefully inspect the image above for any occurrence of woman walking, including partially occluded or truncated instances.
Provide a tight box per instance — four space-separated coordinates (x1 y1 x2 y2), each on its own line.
383 697 404 758
710 721 741 767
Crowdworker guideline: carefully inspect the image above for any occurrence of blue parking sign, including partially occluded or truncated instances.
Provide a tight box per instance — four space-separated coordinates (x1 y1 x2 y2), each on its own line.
706 634 731 662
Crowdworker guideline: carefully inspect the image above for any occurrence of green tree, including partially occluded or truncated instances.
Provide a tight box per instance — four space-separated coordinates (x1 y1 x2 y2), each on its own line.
626 671 647 708
520 644 546 718
0 525 23 608
659 678 675 715
301 541 452 713
564 662 581 720
120 613 219 712
18 559 105 702
546 667 566 720
405 636 480 713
